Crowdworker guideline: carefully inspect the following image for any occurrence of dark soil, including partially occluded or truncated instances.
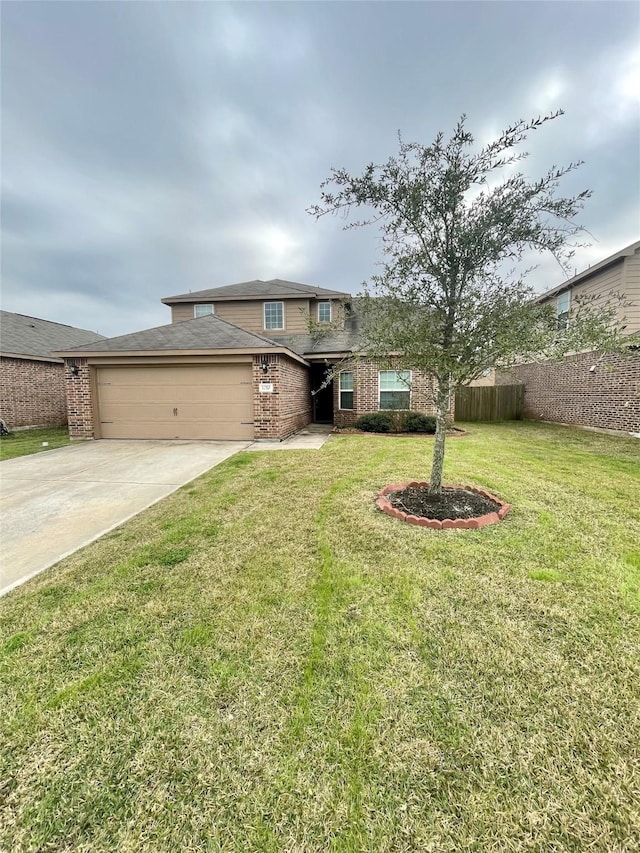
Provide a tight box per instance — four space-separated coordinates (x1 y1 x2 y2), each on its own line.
388 486 500 521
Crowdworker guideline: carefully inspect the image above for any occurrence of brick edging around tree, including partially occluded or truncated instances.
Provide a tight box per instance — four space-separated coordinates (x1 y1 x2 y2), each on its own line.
376 482 510 529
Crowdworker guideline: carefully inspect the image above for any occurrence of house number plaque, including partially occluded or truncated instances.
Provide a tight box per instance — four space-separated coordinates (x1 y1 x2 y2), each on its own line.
259 382 274 393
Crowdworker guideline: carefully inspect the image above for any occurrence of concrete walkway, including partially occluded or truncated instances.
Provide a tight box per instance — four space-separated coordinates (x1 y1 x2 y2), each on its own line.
246 424 333 452
0 439 249 596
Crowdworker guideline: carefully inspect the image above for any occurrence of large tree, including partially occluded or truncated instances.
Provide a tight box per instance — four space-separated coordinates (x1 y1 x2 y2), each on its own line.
310 112 624 495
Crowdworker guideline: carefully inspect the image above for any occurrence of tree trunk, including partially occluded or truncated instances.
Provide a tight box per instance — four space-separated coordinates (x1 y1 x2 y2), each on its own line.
428 378 452 495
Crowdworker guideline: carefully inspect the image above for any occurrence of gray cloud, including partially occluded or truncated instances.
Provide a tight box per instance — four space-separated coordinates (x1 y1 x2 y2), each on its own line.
1 1 638 336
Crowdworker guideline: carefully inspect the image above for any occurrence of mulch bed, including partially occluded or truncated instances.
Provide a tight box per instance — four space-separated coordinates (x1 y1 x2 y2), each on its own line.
376 482 510 530
333 428 468 438
389 486 500 520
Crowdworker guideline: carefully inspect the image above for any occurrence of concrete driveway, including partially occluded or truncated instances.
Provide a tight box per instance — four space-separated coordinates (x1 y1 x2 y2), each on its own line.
0 439 249 596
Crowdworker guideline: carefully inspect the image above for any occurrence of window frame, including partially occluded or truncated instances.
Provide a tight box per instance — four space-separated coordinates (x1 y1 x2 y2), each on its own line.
317 301 332 324
194 304 214 318
378 369 412 411
338 370 354 410
264 301 285 331
556 291 570 330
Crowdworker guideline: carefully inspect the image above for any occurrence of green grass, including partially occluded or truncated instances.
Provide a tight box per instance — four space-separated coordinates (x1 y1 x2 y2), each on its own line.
0 426 71 460
1 422 639 852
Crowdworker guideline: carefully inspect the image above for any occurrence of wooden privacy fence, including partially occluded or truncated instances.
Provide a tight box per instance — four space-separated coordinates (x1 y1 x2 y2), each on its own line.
454 384 524 422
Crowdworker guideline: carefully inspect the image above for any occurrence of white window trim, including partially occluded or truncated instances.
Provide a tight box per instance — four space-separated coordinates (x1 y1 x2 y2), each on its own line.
338 370 354 410
378 369 412 410
317 301 332 324
264 301 285 331
556 290 570 329
194 304 214 317
556 291 570 313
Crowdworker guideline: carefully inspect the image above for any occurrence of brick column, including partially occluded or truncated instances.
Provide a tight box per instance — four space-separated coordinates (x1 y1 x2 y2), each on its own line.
65 359 94 439
253 355 280 439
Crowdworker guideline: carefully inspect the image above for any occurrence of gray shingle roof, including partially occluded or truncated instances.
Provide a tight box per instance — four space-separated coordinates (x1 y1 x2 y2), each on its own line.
268 308 362 356
56 314 290 354
0 311 106 361
162 278 350 303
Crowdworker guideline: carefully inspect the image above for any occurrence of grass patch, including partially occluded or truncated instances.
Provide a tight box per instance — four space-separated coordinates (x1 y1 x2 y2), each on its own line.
0 426 71 460
1 422 639 851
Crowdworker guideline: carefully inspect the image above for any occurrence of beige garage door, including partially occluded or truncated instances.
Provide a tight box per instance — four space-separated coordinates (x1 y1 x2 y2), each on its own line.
96 364 254 440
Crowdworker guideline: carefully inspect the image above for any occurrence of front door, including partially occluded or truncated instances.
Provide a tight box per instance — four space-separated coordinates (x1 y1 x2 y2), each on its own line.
311 364 334 423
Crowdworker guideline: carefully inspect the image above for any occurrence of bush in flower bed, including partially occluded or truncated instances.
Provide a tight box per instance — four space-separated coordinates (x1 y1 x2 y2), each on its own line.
354 411 437 434
401 412 436 433
354 412 394 433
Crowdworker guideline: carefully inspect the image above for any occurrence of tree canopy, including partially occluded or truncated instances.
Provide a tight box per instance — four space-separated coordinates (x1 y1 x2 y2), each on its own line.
310 112 625 493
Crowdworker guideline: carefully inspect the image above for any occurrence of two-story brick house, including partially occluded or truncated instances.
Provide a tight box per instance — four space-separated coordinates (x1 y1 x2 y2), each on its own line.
504 240 640 433
57 279 441 441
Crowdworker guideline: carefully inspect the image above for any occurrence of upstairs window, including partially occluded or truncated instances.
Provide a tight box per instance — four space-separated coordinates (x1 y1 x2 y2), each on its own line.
264 301 284 330
317 301 332 324
339 371 354 410
556 291 570 330
379 370 411 410
194 304 214 317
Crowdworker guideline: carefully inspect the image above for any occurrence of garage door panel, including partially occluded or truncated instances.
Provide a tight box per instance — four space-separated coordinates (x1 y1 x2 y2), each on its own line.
99 367 252 386
98 385 253 406
99 419 254 440
100 401 253 420
96 365 255 440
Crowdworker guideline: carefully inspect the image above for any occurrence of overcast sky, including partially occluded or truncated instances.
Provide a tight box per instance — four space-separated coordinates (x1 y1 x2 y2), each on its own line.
2 1 639 338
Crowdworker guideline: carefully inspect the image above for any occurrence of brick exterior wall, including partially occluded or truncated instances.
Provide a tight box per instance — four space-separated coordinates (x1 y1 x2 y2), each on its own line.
332 359 448 428
252 355 312 439
65 359 95 439
0 356 67 428
509 348 640 433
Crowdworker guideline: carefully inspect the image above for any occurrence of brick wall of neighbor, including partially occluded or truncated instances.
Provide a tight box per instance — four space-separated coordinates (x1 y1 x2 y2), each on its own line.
333 359 447 428
253 355 312 439
0 356 67 428
509 348 640 433
65 359 95 439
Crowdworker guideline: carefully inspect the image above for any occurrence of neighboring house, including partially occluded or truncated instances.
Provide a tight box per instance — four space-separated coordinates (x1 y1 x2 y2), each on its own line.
536 239 640 335
56 279 443 441
0 311 106 429
505 240 640 433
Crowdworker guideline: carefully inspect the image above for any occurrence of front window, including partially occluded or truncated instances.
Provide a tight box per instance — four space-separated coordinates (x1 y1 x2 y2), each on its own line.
556 291 570 330
317 301 332 324
264 301 284 330
339 371 354 410
194 304 214 317
379 370 411 410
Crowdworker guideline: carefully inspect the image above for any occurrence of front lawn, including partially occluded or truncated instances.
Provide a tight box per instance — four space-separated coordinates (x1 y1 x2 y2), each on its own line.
1 423 639 852
0 426 71 461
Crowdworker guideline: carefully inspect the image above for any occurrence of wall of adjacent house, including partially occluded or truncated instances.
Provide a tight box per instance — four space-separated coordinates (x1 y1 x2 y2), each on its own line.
622 249 640 334
0 356 68 428
170 299 314 335
468 369 496 387
541 250 640 336
332 359 446 428
508 348 640 433
252 354 312 439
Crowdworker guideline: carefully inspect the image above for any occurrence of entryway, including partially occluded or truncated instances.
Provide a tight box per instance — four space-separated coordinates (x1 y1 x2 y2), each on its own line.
310 363 334 423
